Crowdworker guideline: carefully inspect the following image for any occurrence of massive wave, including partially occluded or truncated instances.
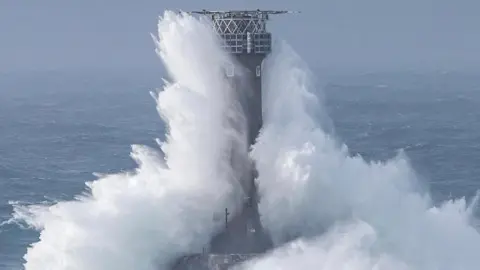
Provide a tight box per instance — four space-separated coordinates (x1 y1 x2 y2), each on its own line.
248 42 480 269
9 10 480 270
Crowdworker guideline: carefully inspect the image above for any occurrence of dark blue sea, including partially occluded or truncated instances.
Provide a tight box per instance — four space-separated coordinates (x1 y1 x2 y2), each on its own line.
1 70 480 269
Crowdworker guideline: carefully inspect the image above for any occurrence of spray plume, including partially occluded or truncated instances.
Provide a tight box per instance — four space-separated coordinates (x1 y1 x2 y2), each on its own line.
10 11 247 270
8 10 480 270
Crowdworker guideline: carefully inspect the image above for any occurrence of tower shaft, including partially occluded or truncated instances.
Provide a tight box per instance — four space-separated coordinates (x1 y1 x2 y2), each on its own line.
204 10 273 254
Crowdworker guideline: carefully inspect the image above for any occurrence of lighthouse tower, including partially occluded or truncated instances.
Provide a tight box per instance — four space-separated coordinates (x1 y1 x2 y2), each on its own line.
172 10 295 270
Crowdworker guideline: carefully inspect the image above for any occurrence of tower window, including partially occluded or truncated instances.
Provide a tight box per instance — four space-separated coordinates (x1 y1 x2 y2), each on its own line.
226 64 234 77
256 65 261 77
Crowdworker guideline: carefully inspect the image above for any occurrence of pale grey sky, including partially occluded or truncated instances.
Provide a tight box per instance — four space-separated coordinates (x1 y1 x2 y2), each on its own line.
1 0 479 72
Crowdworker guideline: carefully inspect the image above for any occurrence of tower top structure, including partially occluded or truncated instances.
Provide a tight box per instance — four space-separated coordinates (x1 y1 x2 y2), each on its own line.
189 9 297 54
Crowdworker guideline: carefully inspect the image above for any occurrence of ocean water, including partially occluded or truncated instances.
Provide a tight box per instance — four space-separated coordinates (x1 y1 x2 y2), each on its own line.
1 12 480 270
2 70 479 269
325 72 480 202
0 70 165 269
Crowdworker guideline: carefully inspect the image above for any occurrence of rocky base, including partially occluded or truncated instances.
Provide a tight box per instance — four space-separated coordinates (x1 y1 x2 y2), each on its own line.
172 254 258 270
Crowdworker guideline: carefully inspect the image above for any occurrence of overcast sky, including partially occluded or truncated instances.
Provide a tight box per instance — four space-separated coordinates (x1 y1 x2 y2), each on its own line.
1 0 479 73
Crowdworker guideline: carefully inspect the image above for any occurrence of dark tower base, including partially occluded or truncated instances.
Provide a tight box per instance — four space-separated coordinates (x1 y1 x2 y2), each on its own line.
172 56 271 270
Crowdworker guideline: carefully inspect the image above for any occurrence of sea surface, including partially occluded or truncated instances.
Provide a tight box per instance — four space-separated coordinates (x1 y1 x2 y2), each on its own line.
1 70 480 269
